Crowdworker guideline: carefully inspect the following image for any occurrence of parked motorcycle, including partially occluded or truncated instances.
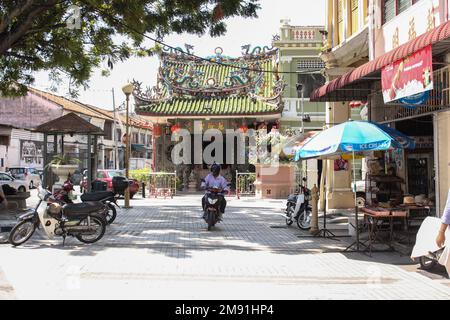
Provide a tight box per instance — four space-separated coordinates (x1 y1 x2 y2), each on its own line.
8 187 107 246
285 178 311 230
54 180 120 225
203 186 225 231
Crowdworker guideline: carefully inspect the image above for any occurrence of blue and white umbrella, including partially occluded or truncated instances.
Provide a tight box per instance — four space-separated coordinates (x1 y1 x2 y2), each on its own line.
293 120 415 251
295 120 415 161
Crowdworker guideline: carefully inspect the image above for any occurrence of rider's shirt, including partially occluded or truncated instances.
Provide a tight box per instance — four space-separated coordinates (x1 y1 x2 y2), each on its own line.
202 174 229 193
442 189 450 225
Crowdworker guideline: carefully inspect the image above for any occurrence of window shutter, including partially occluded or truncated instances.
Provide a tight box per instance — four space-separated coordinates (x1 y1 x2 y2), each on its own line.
383 0 396 23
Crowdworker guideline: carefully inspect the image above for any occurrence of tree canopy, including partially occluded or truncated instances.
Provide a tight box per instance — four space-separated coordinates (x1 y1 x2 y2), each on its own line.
0 0 260 96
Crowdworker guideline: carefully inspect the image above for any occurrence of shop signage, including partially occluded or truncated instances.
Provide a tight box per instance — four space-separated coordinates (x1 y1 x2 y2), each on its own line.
382 0 440 53
382 45 433 103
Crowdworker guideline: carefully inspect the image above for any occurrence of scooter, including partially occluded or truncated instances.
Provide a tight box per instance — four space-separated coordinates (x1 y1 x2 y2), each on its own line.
8 187 107 246
285 178 311 230
203 186 225 231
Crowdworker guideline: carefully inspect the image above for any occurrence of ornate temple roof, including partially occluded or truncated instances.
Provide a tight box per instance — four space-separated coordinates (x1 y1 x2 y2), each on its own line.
133 45 284 118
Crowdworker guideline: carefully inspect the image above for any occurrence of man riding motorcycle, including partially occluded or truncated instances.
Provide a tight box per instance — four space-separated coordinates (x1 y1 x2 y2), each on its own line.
201 164 229 220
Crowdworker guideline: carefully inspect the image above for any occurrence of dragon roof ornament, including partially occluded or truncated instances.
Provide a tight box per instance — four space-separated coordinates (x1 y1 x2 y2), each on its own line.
133 44 284 110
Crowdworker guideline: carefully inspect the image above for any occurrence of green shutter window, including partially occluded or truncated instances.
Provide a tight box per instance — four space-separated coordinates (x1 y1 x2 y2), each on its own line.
398 0 411 14
383 0 396 24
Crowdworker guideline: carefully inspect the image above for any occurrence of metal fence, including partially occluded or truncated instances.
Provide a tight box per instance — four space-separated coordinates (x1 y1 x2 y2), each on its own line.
235 171 256 199
148 171 177 198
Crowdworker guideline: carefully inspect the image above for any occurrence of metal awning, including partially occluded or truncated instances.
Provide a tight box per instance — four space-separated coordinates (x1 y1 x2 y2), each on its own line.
311 20 450 102
131 144 150 153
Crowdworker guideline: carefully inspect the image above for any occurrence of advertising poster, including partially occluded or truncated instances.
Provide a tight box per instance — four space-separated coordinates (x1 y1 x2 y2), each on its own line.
382 45 433 103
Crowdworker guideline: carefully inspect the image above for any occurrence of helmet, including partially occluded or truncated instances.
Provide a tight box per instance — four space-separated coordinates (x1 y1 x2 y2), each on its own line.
63 180 73 192
48 202 62 217
211 164 220 176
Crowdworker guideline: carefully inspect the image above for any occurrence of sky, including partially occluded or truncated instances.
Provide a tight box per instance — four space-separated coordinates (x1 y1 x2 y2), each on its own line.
33 0 326 111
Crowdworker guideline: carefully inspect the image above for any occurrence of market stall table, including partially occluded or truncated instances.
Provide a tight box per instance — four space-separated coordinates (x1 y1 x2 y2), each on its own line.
361 207 408 256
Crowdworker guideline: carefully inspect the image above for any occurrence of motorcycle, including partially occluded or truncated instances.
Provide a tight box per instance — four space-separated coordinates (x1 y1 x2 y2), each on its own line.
203 186 226 231
8 187 107 246
285 179 311 230
54 180 119 225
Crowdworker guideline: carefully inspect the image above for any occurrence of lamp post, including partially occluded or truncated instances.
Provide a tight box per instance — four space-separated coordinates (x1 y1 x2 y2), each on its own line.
122 83 134 209
296 83 304 133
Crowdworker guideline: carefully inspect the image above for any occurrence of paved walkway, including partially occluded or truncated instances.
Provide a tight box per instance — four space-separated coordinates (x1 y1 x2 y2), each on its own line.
0 195 449 299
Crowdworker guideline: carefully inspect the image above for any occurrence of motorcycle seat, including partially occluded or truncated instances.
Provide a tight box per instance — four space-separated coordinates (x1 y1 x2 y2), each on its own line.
63 202 105 217
80 191 115 202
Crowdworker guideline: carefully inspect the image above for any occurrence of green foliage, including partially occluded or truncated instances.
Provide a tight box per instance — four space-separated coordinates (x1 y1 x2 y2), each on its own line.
46 153 81 168
0 0 260 97
130 168 152 183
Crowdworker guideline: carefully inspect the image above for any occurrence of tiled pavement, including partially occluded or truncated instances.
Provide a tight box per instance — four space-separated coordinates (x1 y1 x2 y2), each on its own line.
0 194 449 299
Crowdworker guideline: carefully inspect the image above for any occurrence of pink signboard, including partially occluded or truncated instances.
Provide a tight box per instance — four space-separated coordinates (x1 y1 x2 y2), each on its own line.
382 45 433 103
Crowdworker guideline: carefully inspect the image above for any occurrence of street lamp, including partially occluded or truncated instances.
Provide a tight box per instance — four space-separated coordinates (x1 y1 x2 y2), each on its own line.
122 83 134 209
296 83 304 133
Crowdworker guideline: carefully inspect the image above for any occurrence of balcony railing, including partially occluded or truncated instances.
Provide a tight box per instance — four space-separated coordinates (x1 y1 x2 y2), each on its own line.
372 66 450 122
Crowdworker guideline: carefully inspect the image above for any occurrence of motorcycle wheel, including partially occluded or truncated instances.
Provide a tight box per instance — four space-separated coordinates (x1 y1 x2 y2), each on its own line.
297 211 311 230
105 203 117 225
285 206 294 226
207 211 214 231
419 256 437 271
75 216 106 244
9 219 36 246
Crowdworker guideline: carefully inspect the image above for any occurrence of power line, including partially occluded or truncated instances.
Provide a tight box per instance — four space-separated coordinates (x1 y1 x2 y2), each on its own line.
83 2 323 75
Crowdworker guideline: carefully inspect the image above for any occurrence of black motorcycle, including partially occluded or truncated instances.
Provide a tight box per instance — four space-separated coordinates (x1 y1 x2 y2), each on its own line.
203 187 225 231
79 191 118 225
9 188 107 246
285 180 311 230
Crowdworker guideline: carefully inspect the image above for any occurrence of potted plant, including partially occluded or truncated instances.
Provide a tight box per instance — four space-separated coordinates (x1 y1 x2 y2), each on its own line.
46 154 80 184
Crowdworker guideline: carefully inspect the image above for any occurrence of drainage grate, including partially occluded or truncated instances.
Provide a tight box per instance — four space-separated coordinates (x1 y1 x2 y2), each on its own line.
269 225 288 229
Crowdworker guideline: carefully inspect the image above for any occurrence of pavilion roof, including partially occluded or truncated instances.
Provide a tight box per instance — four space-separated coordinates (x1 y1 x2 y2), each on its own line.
34 112 104 135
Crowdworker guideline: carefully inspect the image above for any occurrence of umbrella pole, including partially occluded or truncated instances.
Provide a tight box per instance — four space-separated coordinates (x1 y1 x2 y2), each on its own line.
353 151 359 251
344 150 368 253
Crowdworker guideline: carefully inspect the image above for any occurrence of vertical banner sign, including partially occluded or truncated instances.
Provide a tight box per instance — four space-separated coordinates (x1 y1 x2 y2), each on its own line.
382 45 433 103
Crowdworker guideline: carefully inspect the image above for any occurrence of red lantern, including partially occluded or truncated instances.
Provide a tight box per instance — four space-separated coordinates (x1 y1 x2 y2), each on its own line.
239 125 248 133
153 125 162 137
171 124 181 133
349 101 365 108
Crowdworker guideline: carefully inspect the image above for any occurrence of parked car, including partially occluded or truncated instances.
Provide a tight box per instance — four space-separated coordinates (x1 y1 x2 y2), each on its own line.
0 171 28 192
81 169 139 198
8 167 41 189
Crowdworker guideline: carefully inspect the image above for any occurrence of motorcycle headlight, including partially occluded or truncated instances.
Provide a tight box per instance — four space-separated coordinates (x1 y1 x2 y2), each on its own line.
208 198 218 205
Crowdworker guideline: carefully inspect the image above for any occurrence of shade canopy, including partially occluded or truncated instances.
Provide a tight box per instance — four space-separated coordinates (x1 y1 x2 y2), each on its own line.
131 143 150 153
295 120 415 160
310 20 450 101
34 112 104 135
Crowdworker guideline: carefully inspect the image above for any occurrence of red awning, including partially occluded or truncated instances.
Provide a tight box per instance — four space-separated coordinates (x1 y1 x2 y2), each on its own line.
311 20 450 102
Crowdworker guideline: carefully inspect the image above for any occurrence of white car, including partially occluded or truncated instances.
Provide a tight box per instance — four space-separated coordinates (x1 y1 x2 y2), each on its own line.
8 167 41 189
0 171 28 193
